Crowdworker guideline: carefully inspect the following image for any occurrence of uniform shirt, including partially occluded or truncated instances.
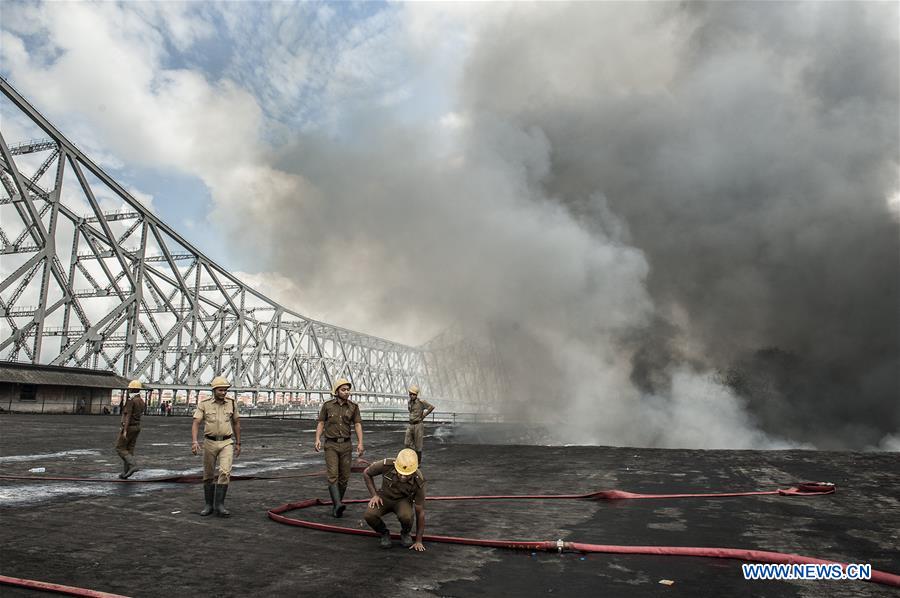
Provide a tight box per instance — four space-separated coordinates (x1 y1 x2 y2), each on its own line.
122 395 145 427
369 458 426 506
192 398 238 436
407 397 434 424
317 398 362 439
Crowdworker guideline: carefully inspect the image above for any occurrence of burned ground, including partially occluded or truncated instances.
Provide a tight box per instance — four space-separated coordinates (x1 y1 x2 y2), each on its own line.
1 414 898 597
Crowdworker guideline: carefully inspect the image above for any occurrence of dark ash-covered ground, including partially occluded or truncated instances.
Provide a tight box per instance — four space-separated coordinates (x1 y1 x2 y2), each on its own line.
1 414 898 597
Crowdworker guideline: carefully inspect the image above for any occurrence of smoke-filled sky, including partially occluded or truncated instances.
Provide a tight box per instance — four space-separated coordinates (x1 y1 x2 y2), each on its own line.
1 1 897 450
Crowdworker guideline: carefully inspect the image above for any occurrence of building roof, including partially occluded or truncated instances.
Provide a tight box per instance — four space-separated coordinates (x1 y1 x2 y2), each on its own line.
0 361 131 389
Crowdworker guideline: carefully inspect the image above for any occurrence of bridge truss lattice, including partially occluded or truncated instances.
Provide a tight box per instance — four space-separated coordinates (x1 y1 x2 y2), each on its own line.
0 76 437 403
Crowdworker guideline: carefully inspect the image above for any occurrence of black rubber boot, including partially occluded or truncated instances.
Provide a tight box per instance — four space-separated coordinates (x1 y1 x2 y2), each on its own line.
122 455 139 479
400 528 413 548
328 483 346 518
373 521 392 549
199 482 215 516
118 459 129 479
214 484 231 517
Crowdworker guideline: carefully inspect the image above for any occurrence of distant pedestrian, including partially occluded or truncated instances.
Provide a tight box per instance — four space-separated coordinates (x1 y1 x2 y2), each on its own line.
191 377 241 517
404 385 434 464
314 378 364 517
76 397 86 414
115 381 145 479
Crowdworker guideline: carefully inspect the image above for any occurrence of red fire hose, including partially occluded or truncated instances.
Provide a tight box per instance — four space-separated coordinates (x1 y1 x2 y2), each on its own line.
0 574 129 597
266 482 900 589
4 471 897 590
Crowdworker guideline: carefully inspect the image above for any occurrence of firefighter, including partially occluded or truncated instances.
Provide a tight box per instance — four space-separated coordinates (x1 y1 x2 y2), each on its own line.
191 377 241 517
314 378 365 517
363 448 427 551
115 380 145 479
404 385 434 464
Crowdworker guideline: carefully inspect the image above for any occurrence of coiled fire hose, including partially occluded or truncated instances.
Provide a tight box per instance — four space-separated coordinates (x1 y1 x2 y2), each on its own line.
4 473 899 591
266 482 900 589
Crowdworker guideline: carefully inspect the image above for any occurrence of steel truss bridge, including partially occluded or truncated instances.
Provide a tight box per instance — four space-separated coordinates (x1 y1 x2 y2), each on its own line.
0 76 500 409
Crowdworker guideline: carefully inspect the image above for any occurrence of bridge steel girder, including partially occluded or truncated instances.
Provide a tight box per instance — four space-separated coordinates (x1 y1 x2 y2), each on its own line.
0 76 433 403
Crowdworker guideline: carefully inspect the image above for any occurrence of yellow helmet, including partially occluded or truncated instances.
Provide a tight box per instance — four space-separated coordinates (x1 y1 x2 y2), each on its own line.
332 378 352 395
127 380 143 390
408 384 420 396
394 448 419 476
210 376 231 389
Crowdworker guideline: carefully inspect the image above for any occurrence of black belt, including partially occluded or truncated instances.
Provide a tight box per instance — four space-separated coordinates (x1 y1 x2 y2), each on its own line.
205 434 232 441
326 437 351 443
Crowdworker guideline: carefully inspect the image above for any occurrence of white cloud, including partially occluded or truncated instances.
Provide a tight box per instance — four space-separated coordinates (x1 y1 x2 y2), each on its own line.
131 2 215 52
439 111 466 131
2 4 256 172
888 189 900 221
125 185 156 214
1 2 283 252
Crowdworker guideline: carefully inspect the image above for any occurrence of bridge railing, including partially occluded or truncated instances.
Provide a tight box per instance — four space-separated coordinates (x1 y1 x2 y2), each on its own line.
0 402 502 423
158 406 500 423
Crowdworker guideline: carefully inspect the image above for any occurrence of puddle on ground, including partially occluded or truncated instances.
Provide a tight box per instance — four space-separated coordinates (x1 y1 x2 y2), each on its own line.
0 449 101 463
0 457 323 507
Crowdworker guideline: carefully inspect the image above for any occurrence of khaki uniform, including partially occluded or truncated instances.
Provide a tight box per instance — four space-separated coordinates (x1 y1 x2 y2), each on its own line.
193 397 239 485
317 398 362 488
115 395 145 462
363 458 426 532
404 398 434 452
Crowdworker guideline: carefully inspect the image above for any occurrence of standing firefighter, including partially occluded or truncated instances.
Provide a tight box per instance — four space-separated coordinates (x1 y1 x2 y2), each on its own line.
115 380 145 479
363 448 427 551
191 377 242 517
404 385 434 464
314 378 365 517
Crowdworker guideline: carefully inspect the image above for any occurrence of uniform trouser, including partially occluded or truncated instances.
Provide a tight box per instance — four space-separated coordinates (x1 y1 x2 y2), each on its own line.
115 426 141 461
202 438 234 485
324 439 351 488
364 497 414 532
404 423 424 451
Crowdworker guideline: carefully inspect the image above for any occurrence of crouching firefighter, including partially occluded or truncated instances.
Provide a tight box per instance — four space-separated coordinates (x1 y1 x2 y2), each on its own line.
191 376 241 517
363 449 427 551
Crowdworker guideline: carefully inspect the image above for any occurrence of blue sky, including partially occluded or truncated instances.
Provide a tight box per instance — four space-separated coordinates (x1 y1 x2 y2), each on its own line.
0 0 468 269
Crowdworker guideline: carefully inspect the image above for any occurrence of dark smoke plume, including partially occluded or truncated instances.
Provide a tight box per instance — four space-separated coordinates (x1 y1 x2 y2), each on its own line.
224 2 898 449
443 2 900 449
